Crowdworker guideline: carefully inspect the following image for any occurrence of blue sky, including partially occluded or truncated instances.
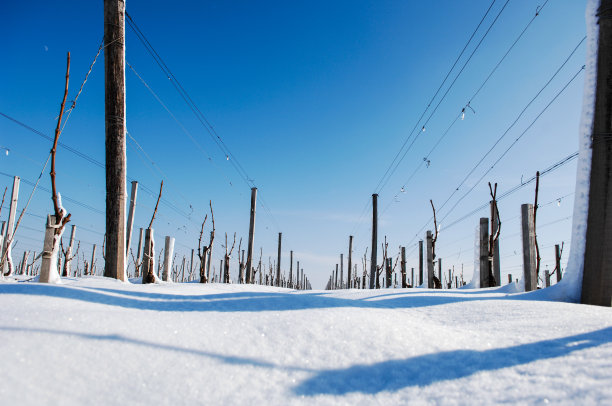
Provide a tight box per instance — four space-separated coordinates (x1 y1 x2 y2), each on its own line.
1 0 587 288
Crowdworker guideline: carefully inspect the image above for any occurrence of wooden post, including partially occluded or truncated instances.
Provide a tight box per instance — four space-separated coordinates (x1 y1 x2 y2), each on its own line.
490 200 501 286
141 228 156 283
40 215 61 283
348 235 353 289
401 247 407 288
207 231 214 282
91 244 97 275
369 193 378 289
125 180 138 261
181 255 185 282
438 258 442 285
426 231 434 288
276 232 282 287
340 253 344 289
385 257 392 288
582 0 612 306
162 236 174 282
545 270 551 287
521 204 537 291
411 268 414 288
289 250 293 288
190 248 194 282
555 244 562 282
246 187 257 283
104 0 127 282
21 251 29 275
335 264 338 289
2 176 19 275
418 240 423 286
135 227 143 277
479 217 489 288
508 274 512 284
219 259 223 283
448 269 452 289
64 225 76 277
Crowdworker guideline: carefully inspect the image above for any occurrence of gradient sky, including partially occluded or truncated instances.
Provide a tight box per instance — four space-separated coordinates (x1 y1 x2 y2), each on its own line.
1 0 587 288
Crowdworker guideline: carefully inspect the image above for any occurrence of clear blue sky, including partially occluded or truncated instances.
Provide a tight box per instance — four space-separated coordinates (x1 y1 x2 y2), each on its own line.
1 0 587 288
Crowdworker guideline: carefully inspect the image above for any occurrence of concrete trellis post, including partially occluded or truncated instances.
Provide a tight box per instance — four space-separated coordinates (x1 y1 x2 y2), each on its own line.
521 204 537 291
161 236 175 281
91 244 97 276
2 176 19 275
64 225 76 277
21 251 29 275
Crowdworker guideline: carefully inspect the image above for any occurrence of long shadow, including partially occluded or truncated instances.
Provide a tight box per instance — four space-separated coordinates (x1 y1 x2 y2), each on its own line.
0 283 500 312
294 326 612 396
0 326 311 372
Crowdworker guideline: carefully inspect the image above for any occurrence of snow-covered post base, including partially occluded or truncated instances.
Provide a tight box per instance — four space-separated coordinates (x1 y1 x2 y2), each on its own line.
40 215 64 283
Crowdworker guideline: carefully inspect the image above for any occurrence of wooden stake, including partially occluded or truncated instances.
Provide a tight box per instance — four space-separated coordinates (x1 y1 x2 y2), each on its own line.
521 204 537 291
426 231 434 288
369 194 378 289
245 187 257 283
104 0 127 281
276 232 282 287
582 0 612 306
419 240 423 286
479 217 489 288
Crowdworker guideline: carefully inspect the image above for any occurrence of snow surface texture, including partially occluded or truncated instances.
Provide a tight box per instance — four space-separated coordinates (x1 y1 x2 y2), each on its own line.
0 278 610 405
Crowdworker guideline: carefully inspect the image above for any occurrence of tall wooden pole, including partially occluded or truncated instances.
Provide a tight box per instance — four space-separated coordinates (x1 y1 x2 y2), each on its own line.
555 244 562 282
245 187 257 283
369 194 378 289
418 240 424 286
426 231 433 288
135 227 143 277
289 250 293 287
276 232 282 287
340 253 344 289
583 0 612 306
348 235 353 289
490 200 501 286
104 0 127 281
479 217 490 288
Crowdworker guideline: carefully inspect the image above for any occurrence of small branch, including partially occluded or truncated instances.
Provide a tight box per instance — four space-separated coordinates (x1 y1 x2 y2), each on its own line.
149 180 163 229
534 171 541 276
51 52 71 231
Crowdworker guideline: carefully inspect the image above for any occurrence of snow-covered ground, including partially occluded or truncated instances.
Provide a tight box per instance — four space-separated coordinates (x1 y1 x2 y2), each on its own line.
0 277 610 405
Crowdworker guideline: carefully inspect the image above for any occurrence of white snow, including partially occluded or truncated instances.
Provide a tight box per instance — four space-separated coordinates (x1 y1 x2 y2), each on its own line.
0 277 610 405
